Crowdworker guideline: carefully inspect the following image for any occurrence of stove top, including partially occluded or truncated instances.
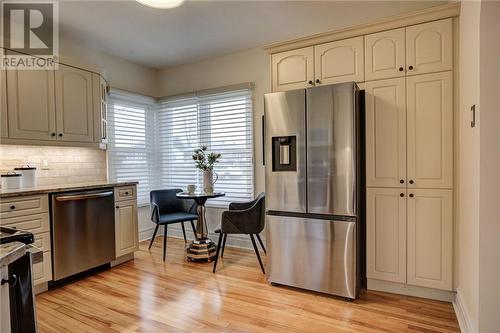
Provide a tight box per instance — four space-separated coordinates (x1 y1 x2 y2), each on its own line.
0 227 35 245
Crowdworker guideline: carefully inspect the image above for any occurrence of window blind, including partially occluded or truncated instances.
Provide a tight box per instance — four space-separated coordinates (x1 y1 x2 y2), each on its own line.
108 90 156 205
157 89 254 207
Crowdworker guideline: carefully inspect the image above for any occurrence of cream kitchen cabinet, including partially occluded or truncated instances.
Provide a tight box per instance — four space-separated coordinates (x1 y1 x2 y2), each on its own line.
365 78 406 188
407 189 453 291
406 19 452 76
93 73 108 144
6 69 57 140
271 46 314 92
407 71 453 189
1 69 8 138
55 64 94 142
114 186 139 258
365 28 406 81
366 188 407 283
314 36 364 85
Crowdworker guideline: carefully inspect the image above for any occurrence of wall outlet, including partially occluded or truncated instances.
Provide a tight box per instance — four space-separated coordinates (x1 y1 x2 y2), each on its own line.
41 159 49 170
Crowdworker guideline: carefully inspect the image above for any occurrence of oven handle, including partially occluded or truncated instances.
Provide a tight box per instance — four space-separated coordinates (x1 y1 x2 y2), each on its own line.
55 191 114 202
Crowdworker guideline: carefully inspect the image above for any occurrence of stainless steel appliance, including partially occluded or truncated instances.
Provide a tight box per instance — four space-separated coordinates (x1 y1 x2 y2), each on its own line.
264 82 363 299
51 189 115 281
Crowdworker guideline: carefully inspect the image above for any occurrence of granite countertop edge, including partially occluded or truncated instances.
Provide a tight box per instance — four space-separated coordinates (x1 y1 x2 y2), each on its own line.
0 242 26 267
0 181 139 198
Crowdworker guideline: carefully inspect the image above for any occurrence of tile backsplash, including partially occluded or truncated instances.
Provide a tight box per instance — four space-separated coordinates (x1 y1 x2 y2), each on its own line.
0 145 107 186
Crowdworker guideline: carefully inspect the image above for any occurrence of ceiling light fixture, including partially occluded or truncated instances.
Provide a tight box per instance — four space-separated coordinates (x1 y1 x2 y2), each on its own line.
136 0 185 9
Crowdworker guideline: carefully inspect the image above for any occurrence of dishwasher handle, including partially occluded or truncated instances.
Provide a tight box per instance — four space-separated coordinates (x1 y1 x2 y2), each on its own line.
55 191 114 202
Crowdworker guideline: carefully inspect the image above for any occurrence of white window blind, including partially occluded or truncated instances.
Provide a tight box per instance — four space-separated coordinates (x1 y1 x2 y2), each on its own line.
108 90 156 205
157 89 254 207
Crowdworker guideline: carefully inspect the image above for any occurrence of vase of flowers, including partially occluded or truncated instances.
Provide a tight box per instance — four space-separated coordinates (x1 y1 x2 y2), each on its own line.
192 146 221 194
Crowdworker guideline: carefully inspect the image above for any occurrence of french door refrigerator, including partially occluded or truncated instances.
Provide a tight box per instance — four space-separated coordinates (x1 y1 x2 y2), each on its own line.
264 82 363 299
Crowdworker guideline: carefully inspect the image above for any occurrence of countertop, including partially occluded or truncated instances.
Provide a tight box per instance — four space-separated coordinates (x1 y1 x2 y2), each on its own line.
0 181 138 198
0 241 26 267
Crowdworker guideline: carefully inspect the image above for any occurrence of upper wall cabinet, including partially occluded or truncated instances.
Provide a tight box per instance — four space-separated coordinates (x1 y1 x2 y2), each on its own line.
1 70 8 138
314 36 364 85
6 69 57 141
55 65 94 142
406 19 452 76
271 46 314 92
406 71 453 189
92 74 108 144
365 28 406 81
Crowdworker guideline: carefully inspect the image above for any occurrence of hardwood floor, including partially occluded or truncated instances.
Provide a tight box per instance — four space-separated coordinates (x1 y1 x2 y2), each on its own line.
36 237 460 333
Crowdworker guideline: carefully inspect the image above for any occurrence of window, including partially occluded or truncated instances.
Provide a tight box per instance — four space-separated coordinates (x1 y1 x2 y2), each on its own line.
108 90 156 205
157 88 254 207
107 87 254 208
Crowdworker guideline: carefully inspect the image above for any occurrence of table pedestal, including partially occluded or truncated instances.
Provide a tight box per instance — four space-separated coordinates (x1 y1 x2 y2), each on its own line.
186 202 216 262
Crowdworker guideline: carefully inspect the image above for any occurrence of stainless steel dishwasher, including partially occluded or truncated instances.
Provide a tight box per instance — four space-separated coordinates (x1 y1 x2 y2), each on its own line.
51 188 115 281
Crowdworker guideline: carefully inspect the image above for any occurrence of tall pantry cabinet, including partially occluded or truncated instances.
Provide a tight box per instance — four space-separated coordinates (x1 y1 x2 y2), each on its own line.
364 18 453 291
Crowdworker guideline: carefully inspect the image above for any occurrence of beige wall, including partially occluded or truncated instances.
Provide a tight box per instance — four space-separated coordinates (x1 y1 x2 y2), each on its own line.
59 34 157 97
0 145 106 186
141 47 270 246
478 2 500 332
457 1 481 331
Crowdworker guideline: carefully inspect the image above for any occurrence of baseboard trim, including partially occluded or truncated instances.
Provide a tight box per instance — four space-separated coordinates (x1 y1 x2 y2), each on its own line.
453 290 473 333
367 278 456 302
111 252 135 267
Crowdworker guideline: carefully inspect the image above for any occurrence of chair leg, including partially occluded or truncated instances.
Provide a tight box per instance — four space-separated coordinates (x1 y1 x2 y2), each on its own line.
256 233 266 254
181 222 187 242
250 234 265 274
221 234 227 258
213 233 224 273
190 220 197 240
148 224 159 250
163 225 168 261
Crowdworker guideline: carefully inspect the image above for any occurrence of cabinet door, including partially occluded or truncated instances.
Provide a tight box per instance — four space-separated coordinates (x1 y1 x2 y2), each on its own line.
314 36 364 85
1 69 7 138
92 73 108 143
6 69 56 140
407 189 452 290
365 78 406 188
407 71 453 189
365 28 405 81
55 65 94 142
406 18 452 76
271 46 314 92
366 188 407 283
115 200 139 257
1 266 10 333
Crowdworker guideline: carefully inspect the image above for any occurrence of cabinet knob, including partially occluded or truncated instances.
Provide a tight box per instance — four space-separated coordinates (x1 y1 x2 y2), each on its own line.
51 133 56 137
308 80 313 85
409 180 414 184
399 67 404 72
409 193 414 198
1 274 17 287
125 192 129 195
58 133 63 137
399 179 404 184
408 65 414 70
400 193 405 197
10 205 15 210
116 205 120 209
315 79 321 84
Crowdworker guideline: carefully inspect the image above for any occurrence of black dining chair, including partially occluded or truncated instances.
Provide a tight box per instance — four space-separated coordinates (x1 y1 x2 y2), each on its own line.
149 189 198 261
213 193 266 274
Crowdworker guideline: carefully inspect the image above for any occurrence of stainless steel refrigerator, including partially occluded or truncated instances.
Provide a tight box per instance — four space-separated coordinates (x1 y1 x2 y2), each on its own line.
264 82 363 299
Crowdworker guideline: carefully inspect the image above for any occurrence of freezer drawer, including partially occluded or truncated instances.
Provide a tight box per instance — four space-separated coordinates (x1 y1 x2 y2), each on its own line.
266 215 357 299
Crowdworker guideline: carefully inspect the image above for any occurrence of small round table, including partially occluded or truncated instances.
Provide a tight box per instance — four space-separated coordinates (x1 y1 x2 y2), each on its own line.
176 192 225 262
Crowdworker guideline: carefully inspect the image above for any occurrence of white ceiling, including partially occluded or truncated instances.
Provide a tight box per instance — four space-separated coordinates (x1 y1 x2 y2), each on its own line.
59 1 446 69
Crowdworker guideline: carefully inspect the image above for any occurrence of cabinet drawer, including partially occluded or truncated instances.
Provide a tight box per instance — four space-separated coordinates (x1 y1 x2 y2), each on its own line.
33 232 51 253
115 186 136 202
1 213 49 234
0 195 49 219
33 252 52 285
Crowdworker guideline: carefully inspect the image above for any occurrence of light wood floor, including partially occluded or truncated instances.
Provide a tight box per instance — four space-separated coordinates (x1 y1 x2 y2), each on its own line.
36 237 460 333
